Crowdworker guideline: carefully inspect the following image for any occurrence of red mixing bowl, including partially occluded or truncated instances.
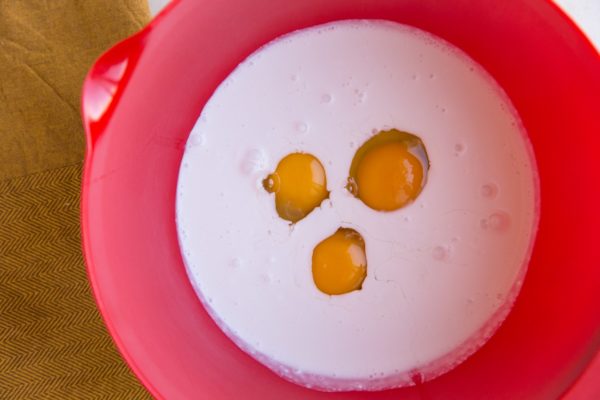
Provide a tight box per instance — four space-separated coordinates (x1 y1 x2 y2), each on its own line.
81 0 600 398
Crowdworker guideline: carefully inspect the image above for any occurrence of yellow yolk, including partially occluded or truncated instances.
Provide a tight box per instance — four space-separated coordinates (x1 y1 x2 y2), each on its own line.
347 129 428 211
312 228 367 295
263 153 328 223
355 142 423 211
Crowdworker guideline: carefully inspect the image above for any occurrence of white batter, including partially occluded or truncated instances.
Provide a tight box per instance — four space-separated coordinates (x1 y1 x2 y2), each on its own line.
176 20 539 391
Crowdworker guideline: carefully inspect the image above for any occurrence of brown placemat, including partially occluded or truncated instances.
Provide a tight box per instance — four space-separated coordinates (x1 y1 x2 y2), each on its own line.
1 1 152 398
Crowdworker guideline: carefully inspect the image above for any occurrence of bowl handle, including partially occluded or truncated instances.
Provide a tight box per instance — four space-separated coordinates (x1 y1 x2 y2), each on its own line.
80 30 148 154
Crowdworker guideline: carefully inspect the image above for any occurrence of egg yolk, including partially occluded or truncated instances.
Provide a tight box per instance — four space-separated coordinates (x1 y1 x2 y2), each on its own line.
312 228 367 295
263 153 329 223
347 129 429 211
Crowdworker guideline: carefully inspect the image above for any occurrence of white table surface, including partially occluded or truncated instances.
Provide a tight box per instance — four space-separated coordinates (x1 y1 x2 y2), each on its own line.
144 0 599 398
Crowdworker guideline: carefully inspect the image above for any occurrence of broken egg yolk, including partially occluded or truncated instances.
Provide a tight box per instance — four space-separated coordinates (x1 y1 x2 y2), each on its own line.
312 228 367 295
347 129 429 212
263 153 328 223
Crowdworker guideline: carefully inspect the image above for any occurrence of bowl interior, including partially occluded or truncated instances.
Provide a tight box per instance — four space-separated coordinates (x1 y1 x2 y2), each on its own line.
82 0 600 398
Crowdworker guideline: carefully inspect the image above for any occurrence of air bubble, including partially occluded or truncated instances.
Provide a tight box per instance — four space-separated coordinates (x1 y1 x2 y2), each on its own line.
432 245 449 261
240 148 267 175
454 143 466 155
481 183 498 199
188 133 206 147
488 211 510 231
480 218 489 230
481 211 511 232
321 93 332 104
295 121 308 134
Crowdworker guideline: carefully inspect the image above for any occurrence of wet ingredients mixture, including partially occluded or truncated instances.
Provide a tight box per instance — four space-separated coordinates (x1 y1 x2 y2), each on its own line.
176 20 539 391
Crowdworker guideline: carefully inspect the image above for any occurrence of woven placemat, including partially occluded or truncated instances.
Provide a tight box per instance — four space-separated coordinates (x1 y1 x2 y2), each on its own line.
1 1 152 398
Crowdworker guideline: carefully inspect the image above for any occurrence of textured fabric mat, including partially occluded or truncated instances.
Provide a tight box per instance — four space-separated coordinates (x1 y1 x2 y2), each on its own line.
0 165 149 399
0 1 149 181
0 1 152 398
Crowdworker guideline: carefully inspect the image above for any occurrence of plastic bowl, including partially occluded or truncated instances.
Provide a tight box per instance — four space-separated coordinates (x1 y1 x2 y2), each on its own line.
81 0 600 398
